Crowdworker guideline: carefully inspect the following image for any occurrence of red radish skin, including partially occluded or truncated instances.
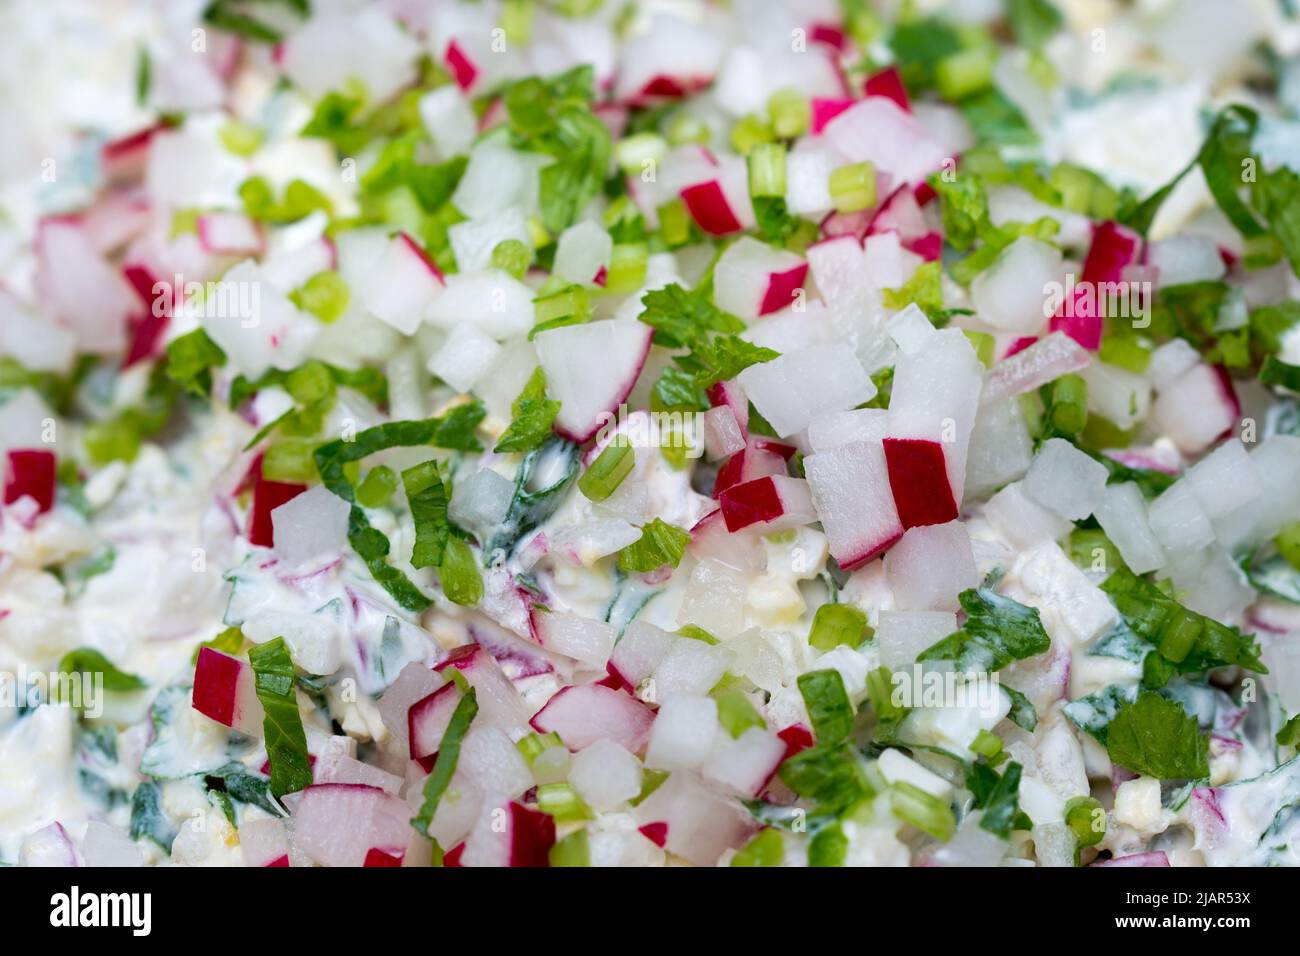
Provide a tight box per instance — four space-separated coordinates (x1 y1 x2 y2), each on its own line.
1212 365 1242 437
719 476 784 531
904 232 942 261
1051 221 1140 350
101 125 164 182
681 181 743 236
706 380 749 440
1091 852 1171 867
1004 336 1038 359
397 231 445 282
443 843 466 866
444 40 478 91
759 262 810 315
247 469 307 548
408 682 462 768
639 822 668 847
529 683 656 753
363 847 404 867
507 802 557 867
712 437 793 496
122 311 170 368
192 646 263 735
810 23 848 52
863 66 911 112
914 182 937 206
811 98 855 134
777 724 814 761
265 854 289 867
882 438 959 529
4 449 56 514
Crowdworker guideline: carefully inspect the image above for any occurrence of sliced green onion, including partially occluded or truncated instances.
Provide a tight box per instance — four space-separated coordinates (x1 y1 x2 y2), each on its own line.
730 827 783 867
355 464 398 508
1275 522 1300 572
491 238 533 279
262 438 318 483
963 329 996 368
890 781 956 840
1098 335 1151 374
218 120 265 157
536 783 593 823
615 132 668 177
828 161 877 214
1047 373 1088 437
1156 606 1202 664
606 242 648 294
677 625 719 645
549 828 590 867
730 114 775 156
438 536 483 607
516 731 564 764
1064 795 1105 848
630 769 669 806
290 270 350 324
807 821 849 867
657 198 692 247
767 89 810 139
667 115 710 147
970 729 1004 761
1081 413 1135 450
715 686 766 739
936 46 996 100
809 602 869 651
578 442 634 502
748 143 787 200
501 0 535 44
534 285 592 326
526 216 552 250
866 666 906 723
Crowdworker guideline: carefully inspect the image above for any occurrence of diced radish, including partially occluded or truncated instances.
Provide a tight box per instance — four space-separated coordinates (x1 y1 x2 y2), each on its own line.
364 848 404 867
101 125 163 183
807 407 890 453
4 449 56 514
360 233 445 336
608 621 675 690
457 725 534 797
377 663 442 749
804 439 904 568
1147 339 1200 390
702 405 746 461
712 436 793 497
811 98 855 134
979 331 1092 408
247 465 307 548
883 438 959 528
192 647 265 736
529 683 656 753
1077 360 1150 431
686 509 766 572
292 783 413 868
1082 220 1141 285
681 180 743 236
434 644 532 739
1022 437 1109 521
1093 482 1166 574
863 66 911 112
777 724 814 760
877 610 958 671
712 237 809 319
1148 235 1226 287
197 212 265 258
444 39 479 91
408 683 462 768
703 726 787 797
886 303 938 355
426 271 536 340
633 771 756 866
1091 852 1170 867
719 475 815 532
963 397 1034 502
645 696 719 771
239 818 289 867
553 220 613 287
315 751 404 794
418 85 477 159
459 799 555 867
534 319 653 443
1185 437 1261 520
1152 364 1239 456
19 822 80 867
654 637 731 699
280 7 420 103
884 520 979 612
570 739 643 810
615 15 722 105
823 97 948 187
971 237 1061 335
530 610 617 669
868 185 931 245
448 207 531 274
36 220 135 355
428 322 503 393
738 343 875 438
271 484 350 567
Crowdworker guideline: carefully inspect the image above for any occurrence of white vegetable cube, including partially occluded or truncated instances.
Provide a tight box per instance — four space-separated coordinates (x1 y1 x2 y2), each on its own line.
448 207 531 274
1112 777 1163 831
1023 437 1109 520
885 520 979 612
876 611 958 671
534 611 616 668
878 748 953 799
970 237 1061 334
804 439 903 570
807 408 889 453
712 236 807 320
645 695 719 771
739 344 875 437
361 234 444 335
1185 438 1261 520
570 740 643 810
885 303 936 355
653 638 731 700
553 220 614 286
428 323 503 393
1148 479 1215 552
702 405 745 460
452 142 545 219
1147 339 1200 389
271 485 351 568
458 725 534 798
963 397 1033 502
418 85 477 159
426 271 535 340
1078 360 1150 431
678 558 748 638
784 145 838 217
243 608 342 675
448 467 514 538
1148 235 1226 287
1153 364 1239 456
1012 543 1116 646
1093 482 1166 574
703 726 787 797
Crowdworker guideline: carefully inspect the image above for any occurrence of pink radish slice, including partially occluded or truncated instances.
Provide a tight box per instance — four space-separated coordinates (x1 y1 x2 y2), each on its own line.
712 437 793 496
681 180 744 236
702 405 745 460
639 822 668 847
867 185 929 242
719 475 815 532
21 822 80 867
882 438 959 529
1091 852 1171 867
633 771 756 866
687 508 765 572
101 125 163 183
122 311 170 368
1003 336 1038 359
863 66 911 112
979 331 1092 408
4 449 56 514
247 468 307 548
197 212 265 257
712 237 808 318
534 318 653 443
460 800 556 867
1082 220 1140 285
408 682 463 768
777 724 814 761
192 647 265 736
804 440 904 569
811 98 855 134
529 683 656 753
905 232 942 261
363 847 404 867
810 23 848 52
706 380 749 439
444 39 479 91
292 783 414 868
434 643 532 739
360 232 446 335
